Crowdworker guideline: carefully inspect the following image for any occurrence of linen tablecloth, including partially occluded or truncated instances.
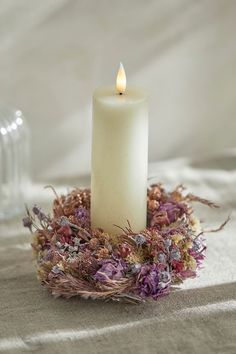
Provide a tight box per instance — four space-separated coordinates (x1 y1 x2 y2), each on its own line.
0 154 236 354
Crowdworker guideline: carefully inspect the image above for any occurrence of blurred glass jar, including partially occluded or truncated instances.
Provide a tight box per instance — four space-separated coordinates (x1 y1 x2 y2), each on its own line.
0 106 30 220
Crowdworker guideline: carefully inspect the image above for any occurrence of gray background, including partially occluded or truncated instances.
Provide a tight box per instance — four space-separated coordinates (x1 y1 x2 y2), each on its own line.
0 0 235 181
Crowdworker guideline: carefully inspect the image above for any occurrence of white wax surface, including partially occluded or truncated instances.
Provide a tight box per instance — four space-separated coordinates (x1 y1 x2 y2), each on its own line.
91 86 148 234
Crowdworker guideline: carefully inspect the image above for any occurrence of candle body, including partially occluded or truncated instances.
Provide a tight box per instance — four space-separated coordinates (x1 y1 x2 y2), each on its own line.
91 86 148 234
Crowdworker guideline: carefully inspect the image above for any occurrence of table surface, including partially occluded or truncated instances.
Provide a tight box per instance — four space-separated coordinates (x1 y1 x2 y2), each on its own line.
1 156 236 354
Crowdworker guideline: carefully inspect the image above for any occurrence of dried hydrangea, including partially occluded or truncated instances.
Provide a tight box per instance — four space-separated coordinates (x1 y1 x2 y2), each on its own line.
136 264 170 299
94 259 126 282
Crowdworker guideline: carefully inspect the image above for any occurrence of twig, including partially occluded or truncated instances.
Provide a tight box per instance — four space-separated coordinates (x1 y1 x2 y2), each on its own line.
203 215 230 233
113 224 129 234
185 193 220 208
45 185 64 213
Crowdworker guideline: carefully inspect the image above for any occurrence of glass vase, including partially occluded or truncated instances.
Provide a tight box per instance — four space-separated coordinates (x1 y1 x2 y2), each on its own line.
0 106 30 220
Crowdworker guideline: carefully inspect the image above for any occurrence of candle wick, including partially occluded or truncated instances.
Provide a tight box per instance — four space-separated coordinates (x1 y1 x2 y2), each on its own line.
119 92 123 95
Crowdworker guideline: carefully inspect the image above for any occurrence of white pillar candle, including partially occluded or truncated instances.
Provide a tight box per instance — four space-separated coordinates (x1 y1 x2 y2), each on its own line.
91 63 148 234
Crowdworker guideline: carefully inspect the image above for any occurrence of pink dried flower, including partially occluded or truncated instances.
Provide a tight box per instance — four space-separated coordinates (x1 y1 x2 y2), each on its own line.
57 225 72 237
117 243 132 258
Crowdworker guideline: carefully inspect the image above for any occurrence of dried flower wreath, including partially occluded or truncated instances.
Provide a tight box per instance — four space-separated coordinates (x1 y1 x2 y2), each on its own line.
23 184 228 303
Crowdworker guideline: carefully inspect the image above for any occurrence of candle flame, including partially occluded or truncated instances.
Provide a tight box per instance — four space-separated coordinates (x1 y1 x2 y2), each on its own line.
116 62 126 94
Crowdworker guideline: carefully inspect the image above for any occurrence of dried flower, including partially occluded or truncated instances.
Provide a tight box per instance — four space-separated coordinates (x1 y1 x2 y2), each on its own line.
171 234 183 244
22 216 33 231
75 207 90 227
94 259 125 282
117 243 132 258
136 264 170 299
170 248 181 261
57 225 72 237
134 234 146 246
73 237 81 246
148 200 159 210
149 184 162 200
128 263 141 275
89 238 99 250
97 247 109 259
159 202 186 224
77 250 99 277
150 211 169 228
32 205 49 222
157 252 166 264
164 239 172 249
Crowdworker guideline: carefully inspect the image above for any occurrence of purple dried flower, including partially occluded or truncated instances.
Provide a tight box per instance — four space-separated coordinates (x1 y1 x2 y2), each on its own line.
32 205 49 222
75 207 90 227
159 202 186 223
47 265 65 280
52 265 64 275
22 216 32 231
32 205 40 215
136 264 170 299
94 259 125 282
